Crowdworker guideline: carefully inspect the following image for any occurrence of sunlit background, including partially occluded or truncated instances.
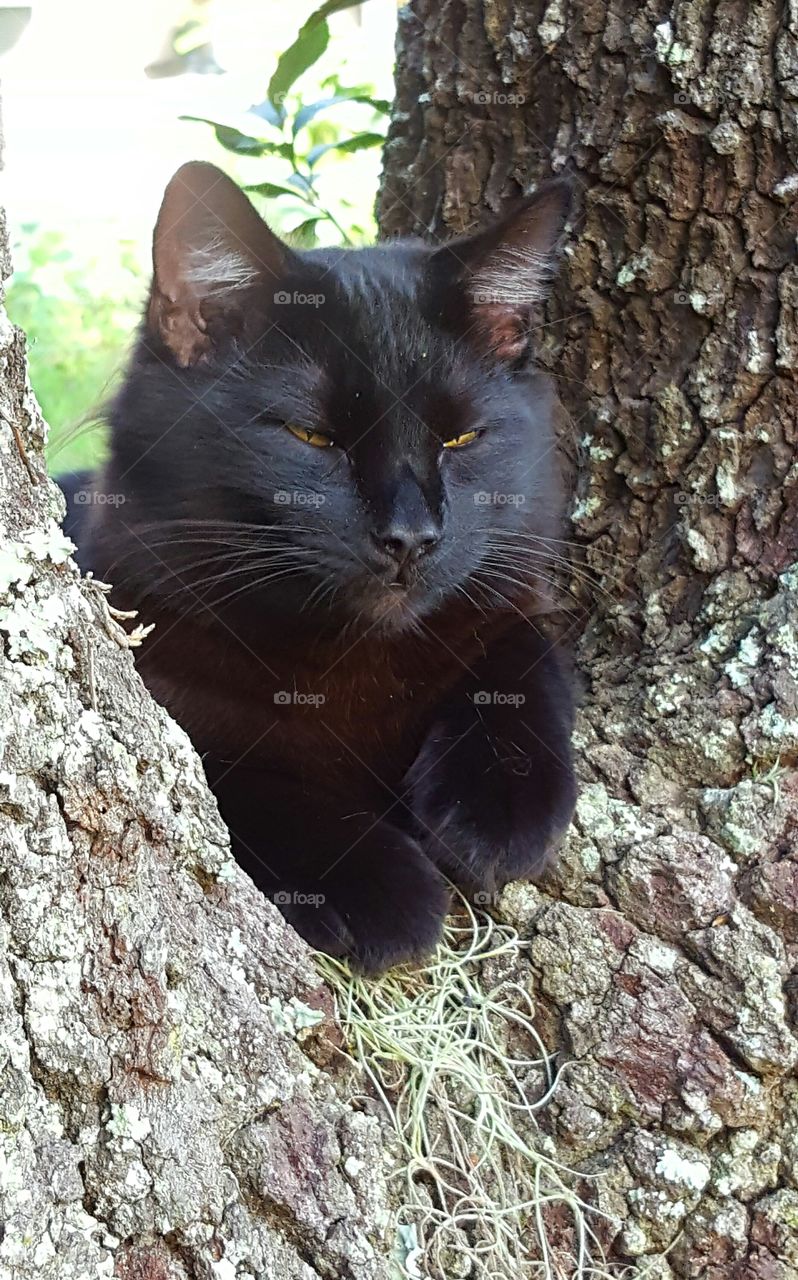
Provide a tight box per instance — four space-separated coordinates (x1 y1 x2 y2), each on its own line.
0 0 397 470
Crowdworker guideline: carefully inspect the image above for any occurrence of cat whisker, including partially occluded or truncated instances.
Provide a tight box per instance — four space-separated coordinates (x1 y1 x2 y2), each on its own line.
454 582 488 617
484 530 632 577
472 573 583 626
480 546 605 591
132 517 323 540
473 565 566 613
481 540 625 598
301 571 344 615
475 565 537 595
110 547 316 594
518 531 631 564
469 575 539 626
189 556 316 597
50 416 109 462
199 564 315 611
102 535 286 577
481 560 618 610
483 542 627 587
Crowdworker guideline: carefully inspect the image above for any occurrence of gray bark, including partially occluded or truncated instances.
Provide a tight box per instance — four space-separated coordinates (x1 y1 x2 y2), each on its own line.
3 2 798 1274
0 212 394 1278
380 2 798 1277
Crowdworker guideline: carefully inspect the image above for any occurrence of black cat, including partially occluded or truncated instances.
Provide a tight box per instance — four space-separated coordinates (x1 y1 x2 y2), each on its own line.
62 162 577 972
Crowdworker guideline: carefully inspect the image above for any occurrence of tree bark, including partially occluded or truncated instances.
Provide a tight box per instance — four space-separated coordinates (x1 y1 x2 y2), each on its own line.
0 209 393 1279
381 2 798 1277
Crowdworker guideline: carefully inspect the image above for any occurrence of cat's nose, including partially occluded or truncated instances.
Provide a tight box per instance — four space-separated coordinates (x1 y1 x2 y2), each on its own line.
374 520 442 565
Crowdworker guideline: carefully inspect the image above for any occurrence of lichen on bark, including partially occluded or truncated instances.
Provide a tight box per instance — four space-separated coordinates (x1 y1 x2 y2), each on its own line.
381 0 798 1275
0 208 393 1280
2 0 797 1270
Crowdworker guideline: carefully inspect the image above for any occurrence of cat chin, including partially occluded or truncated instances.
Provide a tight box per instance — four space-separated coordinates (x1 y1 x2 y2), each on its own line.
364 586 433 635
368 592 422 631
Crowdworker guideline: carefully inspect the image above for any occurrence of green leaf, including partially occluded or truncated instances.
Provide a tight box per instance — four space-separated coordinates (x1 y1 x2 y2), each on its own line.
248 98 283 128
173 19 206 56
288 217 325 247
266 141 298 162
268 21 329 111
293 94 391 135
181 106 284 138
359 96 391 116
212 135 295 163
293 95 348 134
306 132 385 166
300 0 367 26
244 181 311 201
267 0 364 110
180 116 268 155
213 126 267 155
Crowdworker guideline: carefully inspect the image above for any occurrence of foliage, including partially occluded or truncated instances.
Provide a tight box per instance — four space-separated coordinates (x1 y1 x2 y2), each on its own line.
6 0 390 473
6 226 144 471
181 0 389 245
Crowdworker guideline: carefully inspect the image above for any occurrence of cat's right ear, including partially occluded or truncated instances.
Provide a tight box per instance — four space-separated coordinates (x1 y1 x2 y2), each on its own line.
147 162 294 368
429 178 574 364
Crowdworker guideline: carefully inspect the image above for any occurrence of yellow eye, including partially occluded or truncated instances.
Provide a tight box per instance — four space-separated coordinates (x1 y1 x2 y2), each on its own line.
442 430 479 449
287 425 334 448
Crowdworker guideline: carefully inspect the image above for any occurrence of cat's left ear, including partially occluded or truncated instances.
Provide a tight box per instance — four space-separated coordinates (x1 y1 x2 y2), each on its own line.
431 177 574 364
147 161 295 367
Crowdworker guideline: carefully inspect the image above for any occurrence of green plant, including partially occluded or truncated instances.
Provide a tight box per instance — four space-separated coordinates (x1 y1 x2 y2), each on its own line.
6 225 144 471
8 1 390 476
182 0 389 245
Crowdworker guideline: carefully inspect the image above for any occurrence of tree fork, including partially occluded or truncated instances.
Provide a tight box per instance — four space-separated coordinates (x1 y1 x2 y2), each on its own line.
380 3 798 1276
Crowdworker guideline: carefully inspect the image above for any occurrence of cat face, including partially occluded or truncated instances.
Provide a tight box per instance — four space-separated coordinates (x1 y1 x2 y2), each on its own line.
110 163 571 631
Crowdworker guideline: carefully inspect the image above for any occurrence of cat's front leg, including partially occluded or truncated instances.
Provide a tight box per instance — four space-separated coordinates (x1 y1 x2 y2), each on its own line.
203 761 449 972
408 622 577 896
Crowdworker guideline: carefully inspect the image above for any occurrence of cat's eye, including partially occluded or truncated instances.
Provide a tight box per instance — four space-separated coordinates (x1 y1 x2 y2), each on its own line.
442 430 480 449
286 424 334 448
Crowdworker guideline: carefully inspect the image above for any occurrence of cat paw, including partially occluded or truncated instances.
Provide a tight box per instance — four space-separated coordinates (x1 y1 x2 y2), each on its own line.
415 772 577 900
274 833 450 974
420 812 551 898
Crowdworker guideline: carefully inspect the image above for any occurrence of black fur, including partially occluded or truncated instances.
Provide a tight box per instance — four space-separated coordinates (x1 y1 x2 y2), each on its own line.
61 162 577 971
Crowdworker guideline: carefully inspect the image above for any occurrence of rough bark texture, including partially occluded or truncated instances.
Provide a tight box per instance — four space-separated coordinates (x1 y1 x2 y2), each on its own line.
380 2 798 1277
0 216 394 1277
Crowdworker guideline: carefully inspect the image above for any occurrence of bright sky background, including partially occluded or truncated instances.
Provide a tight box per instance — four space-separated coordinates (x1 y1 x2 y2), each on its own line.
0 0 397 462
1 0 397 245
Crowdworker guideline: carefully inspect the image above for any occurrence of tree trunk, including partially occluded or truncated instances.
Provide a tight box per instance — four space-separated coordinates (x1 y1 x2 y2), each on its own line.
381 2 798 1277
0 198 393 1280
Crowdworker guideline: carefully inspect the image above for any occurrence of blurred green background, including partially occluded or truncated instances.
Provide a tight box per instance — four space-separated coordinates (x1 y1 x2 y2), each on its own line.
1 0 396 473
